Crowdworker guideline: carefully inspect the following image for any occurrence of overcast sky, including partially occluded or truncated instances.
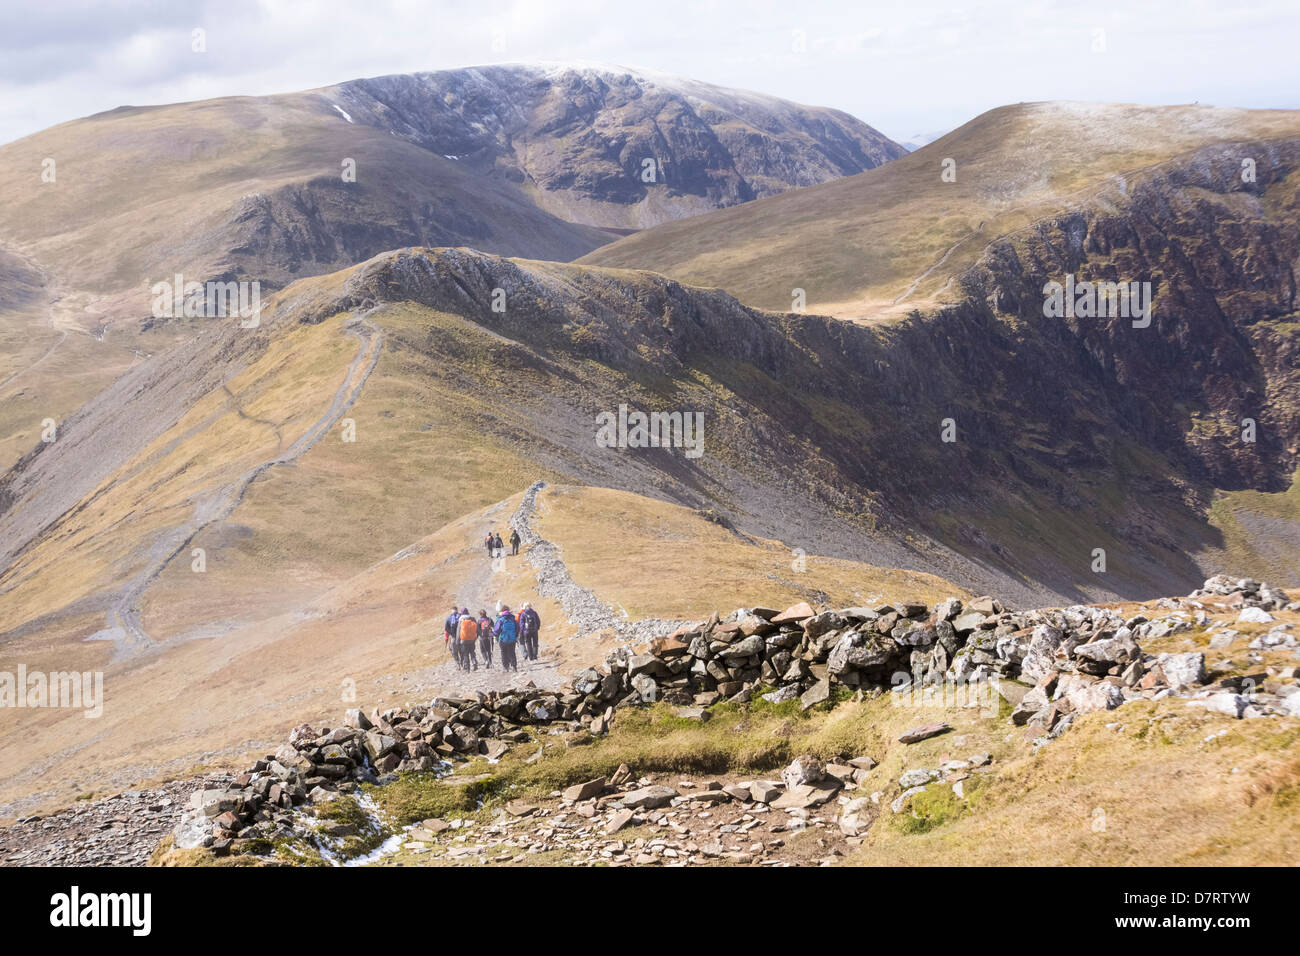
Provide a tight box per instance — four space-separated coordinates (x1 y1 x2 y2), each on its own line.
1 0 1297 146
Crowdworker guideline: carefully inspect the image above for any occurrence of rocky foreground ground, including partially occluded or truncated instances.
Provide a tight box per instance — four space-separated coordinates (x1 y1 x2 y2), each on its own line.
4 573 1297 866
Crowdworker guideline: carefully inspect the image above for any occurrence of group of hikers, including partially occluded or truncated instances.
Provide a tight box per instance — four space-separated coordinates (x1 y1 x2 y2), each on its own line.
443 601 541 672
485 528 521 558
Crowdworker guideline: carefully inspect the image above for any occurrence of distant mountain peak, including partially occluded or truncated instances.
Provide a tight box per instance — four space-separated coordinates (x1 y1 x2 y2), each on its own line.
324 63 906 230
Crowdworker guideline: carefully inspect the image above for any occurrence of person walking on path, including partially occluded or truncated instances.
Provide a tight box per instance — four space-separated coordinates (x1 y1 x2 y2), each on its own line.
509 528 521 556
484 531 495 558
495 605 520 672
476 608 494 668
457 607 479 671
492 532 505 558
518 601 541 660
444 606 462 668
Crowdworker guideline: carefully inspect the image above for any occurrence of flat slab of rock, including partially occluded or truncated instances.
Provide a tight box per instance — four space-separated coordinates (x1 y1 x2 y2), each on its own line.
772 601 815 623
682 789 731 804
605 809 636 834
800 678 831 711
898 722 951 744
771 780 840 810
621 785 679 810
563 777 606 802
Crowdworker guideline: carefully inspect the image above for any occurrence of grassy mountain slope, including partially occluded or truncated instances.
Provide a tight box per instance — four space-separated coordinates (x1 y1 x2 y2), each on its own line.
0 479 954 817
2 101 1299 824
581 102 1300 318
0 65 903 478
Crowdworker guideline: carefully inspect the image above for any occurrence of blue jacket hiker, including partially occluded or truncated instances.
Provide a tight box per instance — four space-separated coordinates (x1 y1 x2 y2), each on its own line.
443 607 461 665
495 607 520 672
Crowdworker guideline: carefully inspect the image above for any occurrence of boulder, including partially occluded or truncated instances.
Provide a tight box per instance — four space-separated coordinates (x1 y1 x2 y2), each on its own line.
650 635 689 657
630 674 658 702
1064 678 1124 714
605 809 636 834
992 678 1031 709
682 789 731 804
772 780 840 809
1011 686 1049 725
893 623 936 647
287 723 317 749
190 789 241 818
525 698 556 721
781 754 824 790
1020 625 1066 683
362 731 398 761
800 679 831 711
761 684 800 705
621 785 679 810
749 780 783 804
172 810 214 850
827 631 890 674
344 709 372 731
718 635 765 659
674 706 711 722
1237 607 1274 624
562 777 606 802
1193 692 1249 719
934 598 963 621
1073 633 1139 668
899 768 939 788
952 611 987 634
891 786 927 814
1157 652 1206 690
839 797 876 837
628 653 666 678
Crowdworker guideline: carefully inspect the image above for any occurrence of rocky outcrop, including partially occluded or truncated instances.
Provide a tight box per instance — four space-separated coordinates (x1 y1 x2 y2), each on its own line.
963 139 1300 494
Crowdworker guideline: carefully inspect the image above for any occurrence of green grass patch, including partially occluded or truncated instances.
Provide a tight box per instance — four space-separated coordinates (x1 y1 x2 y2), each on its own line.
893 776 987 835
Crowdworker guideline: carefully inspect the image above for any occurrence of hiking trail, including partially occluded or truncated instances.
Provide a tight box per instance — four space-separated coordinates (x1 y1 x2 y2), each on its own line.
84 311 384 659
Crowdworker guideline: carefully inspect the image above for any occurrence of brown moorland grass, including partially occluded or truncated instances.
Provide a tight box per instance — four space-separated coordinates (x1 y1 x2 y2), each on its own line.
532 483 966 620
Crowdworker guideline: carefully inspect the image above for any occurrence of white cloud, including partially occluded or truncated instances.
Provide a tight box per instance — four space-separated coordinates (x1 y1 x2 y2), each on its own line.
0 0 1296 145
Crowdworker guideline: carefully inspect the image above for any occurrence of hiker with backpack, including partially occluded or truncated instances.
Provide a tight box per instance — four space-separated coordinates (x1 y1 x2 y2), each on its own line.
509 528 521 555
493 532 505 558
518 601 541 660
477 608 494 668
457 606 479 671
444 606 462 667
495 604 520 672
484 531 495 558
